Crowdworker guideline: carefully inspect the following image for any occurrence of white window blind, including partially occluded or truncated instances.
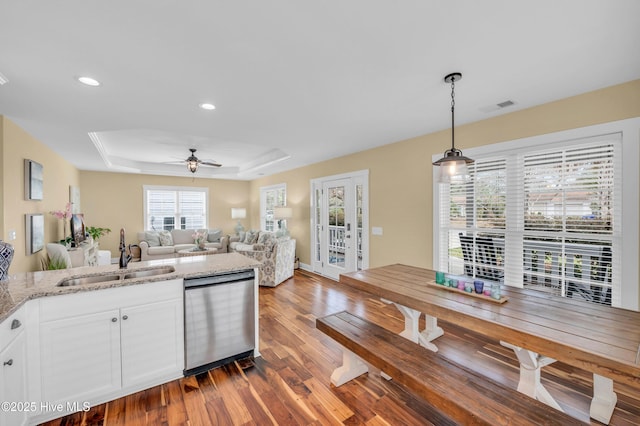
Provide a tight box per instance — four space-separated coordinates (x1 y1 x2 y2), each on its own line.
144 186 208 231
437 136 620 307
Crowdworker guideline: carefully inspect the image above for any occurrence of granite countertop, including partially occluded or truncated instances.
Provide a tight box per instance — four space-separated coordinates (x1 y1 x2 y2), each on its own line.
0 252 261 323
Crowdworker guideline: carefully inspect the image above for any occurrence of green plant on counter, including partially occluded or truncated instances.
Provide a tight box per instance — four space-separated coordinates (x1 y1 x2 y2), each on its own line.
86 226 111 241
40 254 68 270
59 236 73 246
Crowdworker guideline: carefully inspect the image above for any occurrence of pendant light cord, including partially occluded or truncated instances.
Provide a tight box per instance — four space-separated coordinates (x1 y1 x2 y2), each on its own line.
450 77 456 151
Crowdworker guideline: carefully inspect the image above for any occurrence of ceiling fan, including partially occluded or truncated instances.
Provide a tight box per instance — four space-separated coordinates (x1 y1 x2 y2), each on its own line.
180 148 222 173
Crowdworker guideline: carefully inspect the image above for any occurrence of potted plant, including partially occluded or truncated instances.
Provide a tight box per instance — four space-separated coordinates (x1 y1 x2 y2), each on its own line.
86 226 111 242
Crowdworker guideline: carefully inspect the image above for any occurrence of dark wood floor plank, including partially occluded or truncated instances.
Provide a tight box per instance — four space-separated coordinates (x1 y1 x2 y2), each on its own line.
40 269 640 425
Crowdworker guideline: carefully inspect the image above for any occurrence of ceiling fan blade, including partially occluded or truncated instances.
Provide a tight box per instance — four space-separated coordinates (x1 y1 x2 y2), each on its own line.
200 161 222 167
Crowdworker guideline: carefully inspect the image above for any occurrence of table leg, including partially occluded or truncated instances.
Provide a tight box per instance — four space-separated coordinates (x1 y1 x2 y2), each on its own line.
381 298 441 352
500 341 563 411
330 350 368 387
590 374 616 425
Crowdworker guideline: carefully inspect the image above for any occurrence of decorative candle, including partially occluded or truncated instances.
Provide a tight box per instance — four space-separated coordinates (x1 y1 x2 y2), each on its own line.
435 271 445 284
474 280 484 294
491 284 502 300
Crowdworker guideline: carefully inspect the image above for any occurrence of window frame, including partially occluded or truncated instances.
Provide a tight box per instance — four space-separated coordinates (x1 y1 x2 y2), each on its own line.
143 185 209 231
432 117 640 311
259 183 287 232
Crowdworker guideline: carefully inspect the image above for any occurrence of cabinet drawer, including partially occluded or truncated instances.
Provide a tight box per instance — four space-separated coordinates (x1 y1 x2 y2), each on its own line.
0 305 26 349
40 279 183 322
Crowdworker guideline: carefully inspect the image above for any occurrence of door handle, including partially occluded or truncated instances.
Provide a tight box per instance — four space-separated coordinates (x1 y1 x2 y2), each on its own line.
4 359 13 366
345 234 351 239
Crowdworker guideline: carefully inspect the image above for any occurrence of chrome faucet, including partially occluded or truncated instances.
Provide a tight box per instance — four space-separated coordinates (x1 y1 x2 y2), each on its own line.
119 228 131 268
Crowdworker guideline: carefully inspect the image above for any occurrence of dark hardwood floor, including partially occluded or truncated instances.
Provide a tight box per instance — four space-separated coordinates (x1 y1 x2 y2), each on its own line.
42 269 640 425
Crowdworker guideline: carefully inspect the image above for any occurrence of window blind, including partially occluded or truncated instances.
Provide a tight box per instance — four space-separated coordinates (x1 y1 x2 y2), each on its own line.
438 136 620 306
145 187 208 231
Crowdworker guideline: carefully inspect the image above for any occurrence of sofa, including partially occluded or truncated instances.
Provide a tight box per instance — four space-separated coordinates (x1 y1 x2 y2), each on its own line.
137 228 229 261
230 230 296 287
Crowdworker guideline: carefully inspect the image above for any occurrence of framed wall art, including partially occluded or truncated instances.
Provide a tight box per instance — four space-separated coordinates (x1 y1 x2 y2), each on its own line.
25 213 45 255
69 185 81 213
24 159 44 200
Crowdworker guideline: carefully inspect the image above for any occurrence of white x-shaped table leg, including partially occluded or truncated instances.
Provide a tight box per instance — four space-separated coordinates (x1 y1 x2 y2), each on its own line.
500 341 563 411
381 298 443 352
501 341 617 424
590 374 616 424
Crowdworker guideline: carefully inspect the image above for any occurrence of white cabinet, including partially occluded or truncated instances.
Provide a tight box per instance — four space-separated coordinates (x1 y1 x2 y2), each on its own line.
40 309 122 403
121 299 183 387
38 279 184 411
0 307 28 426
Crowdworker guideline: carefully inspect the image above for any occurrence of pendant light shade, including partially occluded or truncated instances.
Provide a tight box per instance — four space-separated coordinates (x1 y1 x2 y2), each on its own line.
433 72 473 183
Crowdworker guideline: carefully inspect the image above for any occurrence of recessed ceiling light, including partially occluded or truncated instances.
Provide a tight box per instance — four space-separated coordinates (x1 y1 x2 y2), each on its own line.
199 103 216 110
77 76 101 87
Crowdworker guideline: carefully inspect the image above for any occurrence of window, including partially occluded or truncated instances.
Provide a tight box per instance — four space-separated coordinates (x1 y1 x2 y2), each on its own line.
434 118 640 310
260 184 286 232
144 186 208 231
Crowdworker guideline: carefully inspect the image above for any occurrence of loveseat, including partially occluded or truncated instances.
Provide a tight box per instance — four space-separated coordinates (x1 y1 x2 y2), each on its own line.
230 230 296 287
137 228 229 261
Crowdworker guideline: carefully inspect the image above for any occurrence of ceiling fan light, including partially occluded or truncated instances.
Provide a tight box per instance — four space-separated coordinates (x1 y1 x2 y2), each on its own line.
187 160 199 173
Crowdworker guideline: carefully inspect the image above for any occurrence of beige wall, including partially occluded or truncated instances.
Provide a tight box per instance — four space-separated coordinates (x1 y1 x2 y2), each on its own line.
251 79 640 270
0 116 81 273
78 172 251 255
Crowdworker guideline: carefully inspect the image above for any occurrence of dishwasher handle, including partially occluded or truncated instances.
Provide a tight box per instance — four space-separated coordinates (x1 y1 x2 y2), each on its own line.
184 270 255 288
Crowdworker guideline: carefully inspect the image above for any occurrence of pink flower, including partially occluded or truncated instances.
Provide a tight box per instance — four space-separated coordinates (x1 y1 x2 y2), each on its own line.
50 202 72 220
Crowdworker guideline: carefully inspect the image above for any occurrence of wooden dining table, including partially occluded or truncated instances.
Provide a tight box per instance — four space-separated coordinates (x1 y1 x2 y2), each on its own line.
339 264 640 425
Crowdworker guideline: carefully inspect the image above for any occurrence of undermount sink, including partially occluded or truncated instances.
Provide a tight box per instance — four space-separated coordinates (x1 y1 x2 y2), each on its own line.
122 266 176 280
57 266 176 287
57 274 122 287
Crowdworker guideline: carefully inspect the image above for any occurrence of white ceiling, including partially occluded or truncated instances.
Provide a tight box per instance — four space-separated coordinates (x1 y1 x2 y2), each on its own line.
1 1 639 180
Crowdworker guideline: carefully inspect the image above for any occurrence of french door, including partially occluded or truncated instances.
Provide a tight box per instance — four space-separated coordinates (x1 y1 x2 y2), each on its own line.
311 171 368 280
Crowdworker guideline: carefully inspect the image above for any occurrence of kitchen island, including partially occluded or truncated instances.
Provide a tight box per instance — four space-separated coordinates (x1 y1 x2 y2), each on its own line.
0 253 260 425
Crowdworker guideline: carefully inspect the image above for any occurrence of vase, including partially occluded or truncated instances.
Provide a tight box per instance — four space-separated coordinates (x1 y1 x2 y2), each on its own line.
198 240 206 250
0 240 15 283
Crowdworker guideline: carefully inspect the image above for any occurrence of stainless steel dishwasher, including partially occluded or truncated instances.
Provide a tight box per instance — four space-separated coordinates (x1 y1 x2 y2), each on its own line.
184 269 255 376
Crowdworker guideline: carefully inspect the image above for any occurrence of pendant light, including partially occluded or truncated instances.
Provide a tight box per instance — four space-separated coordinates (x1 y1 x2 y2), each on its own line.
432 72 473 183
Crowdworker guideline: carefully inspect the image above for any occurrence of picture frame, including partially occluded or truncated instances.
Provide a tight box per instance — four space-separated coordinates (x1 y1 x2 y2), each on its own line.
70 213 86 246
24 159 44 200
25 213 45 255
69 185 81 213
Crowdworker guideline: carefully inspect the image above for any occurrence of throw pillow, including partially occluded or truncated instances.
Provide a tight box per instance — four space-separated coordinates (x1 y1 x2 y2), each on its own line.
207 228 222 242
257 232 273 244
243 230 258 244
145 231 161 247
158 230 173 246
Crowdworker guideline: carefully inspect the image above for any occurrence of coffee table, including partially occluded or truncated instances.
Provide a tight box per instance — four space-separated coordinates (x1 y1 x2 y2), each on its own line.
177 247 218 257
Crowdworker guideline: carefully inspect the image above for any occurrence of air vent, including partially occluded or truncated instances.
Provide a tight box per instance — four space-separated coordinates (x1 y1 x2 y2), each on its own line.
497 100 515 108
479 100 516 113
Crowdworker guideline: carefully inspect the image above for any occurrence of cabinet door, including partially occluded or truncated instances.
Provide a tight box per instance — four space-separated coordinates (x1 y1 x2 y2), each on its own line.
40 309 121 403
1 332 28 426
120 298 183 387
